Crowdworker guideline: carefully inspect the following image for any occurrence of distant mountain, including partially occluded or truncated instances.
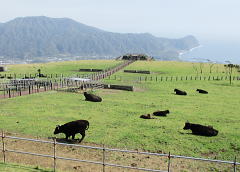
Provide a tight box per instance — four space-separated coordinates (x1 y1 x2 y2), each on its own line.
0 16 199 60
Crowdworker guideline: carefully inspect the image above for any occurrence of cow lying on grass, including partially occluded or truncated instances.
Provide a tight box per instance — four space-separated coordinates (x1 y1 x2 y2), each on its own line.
140 114 155 119
174 89 187 95
153 110 170 117
54 120 89 142
84 92 102 102
183 122 218 136
196 89 208 94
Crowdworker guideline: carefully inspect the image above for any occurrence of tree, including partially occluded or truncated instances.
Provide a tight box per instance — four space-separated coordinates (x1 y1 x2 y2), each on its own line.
224 62 234 85
199 62 204 74
192 63 199 75
206 59 215 74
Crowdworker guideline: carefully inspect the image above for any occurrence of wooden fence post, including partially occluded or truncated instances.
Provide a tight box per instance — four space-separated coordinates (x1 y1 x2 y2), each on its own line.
28 85 31 94
1 130 6 163
168 152 171 172
53 137 57 172
102 144 105 172
233 156 237 172
8 88 11 98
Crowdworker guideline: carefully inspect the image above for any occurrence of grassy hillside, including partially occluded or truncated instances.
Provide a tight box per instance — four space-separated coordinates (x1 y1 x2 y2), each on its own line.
0 60 239 162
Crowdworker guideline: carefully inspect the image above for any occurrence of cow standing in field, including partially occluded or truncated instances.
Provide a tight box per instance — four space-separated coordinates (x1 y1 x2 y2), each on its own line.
153 110 170 117
174 89 187 95
196 89 208 94
84 92 102 102
54 120 89 142
183 122 218 136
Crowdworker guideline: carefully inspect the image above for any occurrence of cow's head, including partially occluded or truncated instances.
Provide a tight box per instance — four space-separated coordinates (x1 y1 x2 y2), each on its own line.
196 89 200 91
183 122 191 130
166 110 170 114
83 92 88 96
54 125 61 134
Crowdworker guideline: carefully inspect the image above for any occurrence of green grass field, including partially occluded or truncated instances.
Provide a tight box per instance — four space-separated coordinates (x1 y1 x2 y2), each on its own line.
0 60 239 162
0 60 121 77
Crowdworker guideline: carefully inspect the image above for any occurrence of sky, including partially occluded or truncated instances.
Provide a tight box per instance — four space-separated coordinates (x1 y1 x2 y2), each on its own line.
0 0 240 41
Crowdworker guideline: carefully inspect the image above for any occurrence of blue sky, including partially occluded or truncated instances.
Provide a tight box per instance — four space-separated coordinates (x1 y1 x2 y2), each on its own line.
1 0 240 41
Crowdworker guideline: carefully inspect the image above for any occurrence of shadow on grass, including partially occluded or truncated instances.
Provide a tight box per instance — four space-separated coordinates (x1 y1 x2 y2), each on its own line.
48 137 82 144
0 162 52 172
178 131 218 137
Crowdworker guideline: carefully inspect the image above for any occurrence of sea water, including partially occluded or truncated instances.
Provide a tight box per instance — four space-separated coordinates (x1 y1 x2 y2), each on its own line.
180 40 240 64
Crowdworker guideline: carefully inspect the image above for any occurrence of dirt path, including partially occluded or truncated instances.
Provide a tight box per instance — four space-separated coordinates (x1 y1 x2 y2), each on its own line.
0 133 232 172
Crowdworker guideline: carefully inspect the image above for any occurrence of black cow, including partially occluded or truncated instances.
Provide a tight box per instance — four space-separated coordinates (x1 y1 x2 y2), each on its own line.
54 120 89 142
183 122 218 136
84 92 102 102
153 110 170 117
174 89 187 95
196 89 208 94
140 114 154 119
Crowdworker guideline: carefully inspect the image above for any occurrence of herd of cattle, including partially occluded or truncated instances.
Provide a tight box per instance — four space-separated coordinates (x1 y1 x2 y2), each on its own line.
54 89 218 143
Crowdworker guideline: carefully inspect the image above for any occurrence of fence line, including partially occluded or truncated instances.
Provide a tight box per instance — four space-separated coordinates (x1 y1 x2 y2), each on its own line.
106 75 240 82
0 60 135 99
0 134 239 172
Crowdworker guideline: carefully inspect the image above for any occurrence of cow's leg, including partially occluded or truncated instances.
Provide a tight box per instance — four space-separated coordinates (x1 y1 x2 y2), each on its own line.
79 131 85 143
65 134 70 140
72 134 75 140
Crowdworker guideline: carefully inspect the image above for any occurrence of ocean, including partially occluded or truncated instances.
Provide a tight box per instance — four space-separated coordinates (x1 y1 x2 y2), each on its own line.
179 40 240 64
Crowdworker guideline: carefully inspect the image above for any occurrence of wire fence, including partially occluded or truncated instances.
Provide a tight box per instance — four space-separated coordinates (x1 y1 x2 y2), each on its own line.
0 132 239 172
106 75 240 82
0 60 135 99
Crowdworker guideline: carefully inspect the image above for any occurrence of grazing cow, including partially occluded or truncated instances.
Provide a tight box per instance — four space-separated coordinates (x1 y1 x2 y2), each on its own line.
140 114 155 119
174 89 187 95
54 120 89 142
196 89 208 94
183 122 218 136
153 110 170 117
84 92 102 102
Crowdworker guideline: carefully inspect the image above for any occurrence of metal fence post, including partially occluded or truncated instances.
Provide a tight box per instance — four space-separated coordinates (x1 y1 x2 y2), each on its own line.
168 151 171 172
1 130 6 163
53 137 57 172
102 144 105 172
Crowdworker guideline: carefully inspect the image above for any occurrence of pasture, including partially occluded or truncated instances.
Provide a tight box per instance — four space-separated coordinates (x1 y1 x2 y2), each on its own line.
0 60 239 163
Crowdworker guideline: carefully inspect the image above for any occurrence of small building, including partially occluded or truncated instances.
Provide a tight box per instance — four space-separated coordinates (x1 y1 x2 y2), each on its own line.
116 54 154 61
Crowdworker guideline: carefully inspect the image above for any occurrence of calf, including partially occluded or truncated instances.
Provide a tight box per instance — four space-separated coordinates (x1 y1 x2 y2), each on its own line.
84 92 102 102
54 120 89 142
153 110 170 117
183 122 218 136
174 89 187 95
140 114 154 119
196 89 208 94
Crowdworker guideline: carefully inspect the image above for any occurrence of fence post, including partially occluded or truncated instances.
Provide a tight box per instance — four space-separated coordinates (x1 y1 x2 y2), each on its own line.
8 88 11 98
1 130 6 163
168 151 171 172
53 137 57 172
233 156 237 172
102 144 105 172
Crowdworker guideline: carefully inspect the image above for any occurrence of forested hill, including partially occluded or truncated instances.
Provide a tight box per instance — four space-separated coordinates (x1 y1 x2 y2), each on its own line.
0 16 199 60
